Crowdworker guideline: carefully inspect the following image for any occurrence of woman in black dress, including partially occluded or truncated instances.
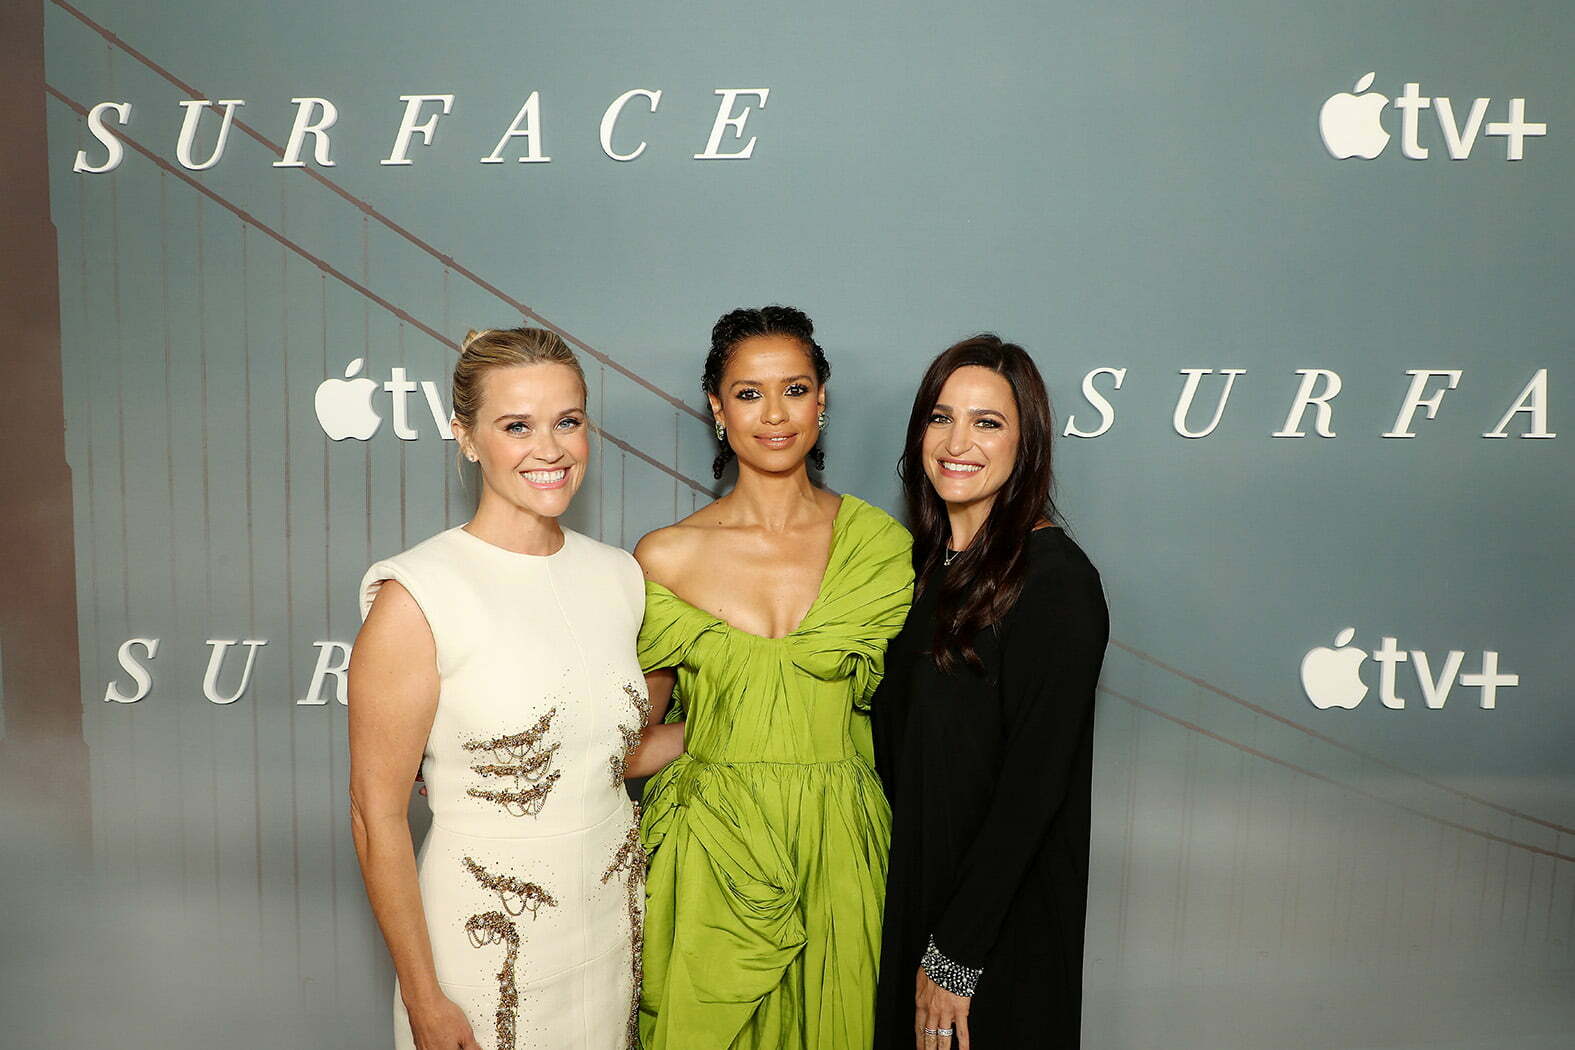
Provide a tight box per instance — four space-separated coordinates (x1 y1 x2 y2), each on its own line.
872 335 1109 1050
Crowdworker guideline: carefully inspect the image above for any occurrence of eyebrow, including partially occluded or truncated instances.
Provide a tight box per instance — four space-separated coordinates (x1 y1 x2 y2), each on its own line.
932 402 1008 420
728 374 814 390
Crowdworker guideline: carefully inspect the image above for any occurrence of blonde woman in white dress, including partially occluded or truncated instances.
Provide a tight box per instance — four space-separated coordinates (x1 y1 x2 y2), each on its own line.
348 328 685 1050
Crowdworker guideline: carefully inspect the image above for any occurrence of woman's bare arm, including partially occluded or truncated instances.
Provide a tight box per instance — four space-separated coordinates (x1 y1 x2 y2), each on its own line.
626 527 693 780
348 580 478 1050
625 667 684 778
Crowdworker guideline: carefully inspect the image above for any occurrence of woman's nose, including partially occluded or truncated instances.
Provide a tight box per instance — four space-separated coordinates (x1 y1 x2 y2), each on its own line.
534 428 565 460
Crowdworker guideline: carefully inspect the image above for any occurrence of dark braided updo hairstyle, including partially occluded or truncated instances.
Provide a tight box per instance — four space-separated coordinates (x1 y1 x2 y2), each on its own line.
702 305 832 479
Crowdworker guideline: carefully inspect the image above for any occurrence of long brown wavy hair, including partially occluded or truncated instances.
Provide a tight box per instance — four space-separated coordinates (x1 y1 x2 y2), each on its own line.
899 334 1060 673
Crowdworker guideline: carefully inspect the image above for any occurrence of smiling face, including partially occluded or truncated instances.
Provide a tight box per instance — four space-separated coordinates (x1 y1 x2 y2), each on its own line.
921 364 1020 514
708 334 825 476
454 362 589 521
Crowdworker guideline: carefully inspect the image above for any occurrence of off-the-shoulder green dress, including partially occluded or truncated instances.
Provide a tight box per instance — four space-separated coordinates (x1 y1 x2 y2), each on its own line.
636 494 914 1050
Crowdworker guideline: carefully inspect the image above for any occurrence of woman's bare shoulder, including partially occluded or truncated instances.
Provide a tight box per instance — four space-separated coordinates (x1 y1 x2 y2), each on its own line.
634 501 730 586
352 578 436 672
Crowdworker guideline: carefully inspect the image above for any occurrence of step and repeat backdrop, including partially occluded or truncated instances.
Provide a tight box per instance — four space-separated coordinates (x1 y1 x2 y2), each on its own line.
9 0 1572 1047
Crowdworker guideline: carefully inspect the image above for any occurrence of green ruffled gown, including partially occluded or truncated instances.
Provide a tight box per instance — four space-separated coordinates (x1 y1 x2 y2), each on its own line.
636 495 914 1050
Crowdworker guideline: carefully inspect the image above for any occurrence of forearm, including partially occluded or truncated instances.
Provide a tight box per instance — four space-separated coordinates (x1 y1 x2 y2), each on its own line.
624 721 685 779
932 570 1107 967
350 804 443 1008
933 703 1097 966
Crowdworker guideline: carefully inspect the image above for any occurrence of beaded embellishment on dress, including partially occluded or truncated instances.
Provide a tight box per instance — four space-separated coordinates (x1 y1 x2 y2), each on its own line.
463 856 559 1050
608 683 652 787
600 807 648 1050
464 708 561 817
464 912 520 1050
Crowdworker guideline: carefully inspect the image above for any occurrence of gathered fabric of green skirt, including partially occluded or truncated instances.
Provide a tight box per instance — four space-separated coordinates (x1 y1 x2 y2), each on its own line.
636 495 914 1050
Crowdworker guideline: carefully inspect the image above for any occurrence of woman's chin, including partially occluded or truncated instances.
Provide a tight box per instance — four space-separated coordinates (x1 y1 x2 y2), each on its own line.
735 450 810 476
928 478 993 507
503 484 580 519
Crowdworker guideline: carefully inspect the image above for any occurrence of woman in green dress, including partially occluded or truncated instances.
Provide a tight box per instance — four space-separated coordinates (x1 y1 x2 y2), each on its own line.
627 305 913 1049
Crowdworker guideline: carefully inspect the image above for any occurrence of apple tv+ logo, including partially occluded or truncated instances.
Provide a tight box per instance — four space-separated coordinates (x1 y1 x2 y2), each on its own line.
1301 627 1520 711
1320 72 1547 161
314 358 455 441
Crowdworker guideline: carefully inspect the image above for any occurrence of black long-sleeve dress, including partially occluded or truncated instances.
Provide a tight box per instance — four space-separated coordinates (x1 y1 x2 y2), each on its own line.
872 526 1108 1048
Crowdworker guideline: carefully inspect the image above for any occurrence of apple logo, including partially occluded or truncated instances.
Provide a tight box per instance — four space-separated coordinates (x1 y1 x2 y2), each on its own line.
1320 72 1390 159
1302 627 1368 709
315 358 383 440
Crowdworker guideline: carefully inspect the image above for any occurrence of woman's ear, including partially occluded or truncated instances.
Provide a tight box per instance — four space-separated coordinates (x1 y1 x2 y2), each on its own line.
451 418 474 461
707 393 724 426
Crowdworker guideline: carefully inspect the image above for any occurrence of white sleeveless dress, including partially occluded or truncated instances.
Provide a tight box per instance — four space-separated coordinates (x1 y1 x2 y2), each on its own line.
359 526 649 1050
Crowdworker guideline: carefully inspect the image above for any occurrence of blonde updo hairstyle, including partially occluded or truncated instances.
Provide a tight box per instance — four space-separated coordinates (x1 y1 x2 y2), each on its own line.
452 327 588 452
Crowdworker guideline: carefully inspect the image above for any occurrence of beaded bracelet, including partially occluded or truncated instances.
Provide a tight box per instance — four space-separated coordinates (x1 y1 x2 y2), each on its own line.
921 934 982 997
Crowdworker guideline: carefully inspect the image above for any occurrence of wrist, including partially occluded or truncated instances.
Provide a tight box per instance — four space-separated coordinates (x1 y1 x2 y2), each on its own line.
400 980 447 1012
921 934 982 998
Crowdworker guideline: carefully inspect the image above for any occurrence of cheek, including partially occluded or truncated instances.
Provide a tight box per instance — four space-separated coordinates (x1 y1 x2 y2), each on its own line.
564 430 592 461
986 434 1018 478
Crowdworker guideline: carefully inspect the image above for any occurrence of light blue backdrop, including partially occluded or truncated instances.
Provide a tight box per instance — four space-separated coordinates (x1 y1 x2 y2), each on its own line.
12 1 1571 1047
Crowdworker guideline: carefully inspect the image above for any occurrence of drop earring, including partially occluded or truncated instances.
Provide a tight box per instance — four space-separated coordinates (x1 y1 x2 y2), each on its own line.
714 420 726 441
817 410 827 430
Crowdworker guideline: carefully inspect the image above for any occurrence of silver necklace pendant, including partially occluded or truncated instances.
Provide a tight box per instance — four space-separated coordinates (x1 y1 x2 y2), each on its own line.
944 547 962 567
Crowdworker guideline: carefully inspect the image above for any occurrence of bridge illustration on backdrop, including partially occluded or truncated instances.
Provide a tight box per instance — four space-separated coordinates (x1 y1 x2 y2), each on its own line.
46 0 1572 991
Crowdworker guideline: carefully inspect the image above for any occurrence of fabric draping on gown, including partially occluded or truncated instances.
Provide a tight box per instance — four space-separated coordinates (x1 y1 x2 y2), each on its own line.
636 495 914 1050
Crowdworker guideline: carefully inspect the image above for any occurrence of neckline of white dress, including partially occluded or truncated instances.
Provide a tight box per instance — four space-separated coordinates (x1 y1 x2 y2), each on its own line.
453 523 572 561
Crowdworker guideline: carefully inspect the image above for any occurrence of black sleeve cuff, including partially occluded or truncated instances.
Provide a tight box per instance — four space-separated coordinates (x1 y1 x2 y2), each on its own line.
921 934 982 997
